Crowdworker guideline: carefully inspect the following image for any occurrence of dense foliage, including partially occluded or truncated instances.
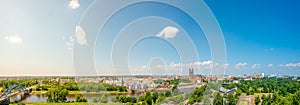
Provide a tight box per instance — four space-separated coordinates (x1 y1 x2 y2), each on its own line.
260 91 300 105
0 79 38 92
187 85 206 104
74 94 87 102
45 86 69 103
114 91 170 104
35 81 127 92
237 77 300 96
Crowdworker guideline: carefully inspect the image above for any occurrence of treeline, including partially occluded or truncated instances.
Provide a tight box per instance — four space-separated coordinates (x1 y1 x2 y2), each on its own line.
114 91 172 105
237 77 300 96
222 77 300 105
45 86 69 103
187 84 238 105
0 79 38 92
35 81 127 92
212 92 238 105
187 85 207 104
77 82 127 92
255 90 300 105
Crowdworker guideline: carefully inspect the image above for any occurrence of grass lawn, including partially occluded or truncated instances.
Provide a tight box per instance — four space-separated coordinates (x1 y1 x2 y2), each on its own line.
11 102 124 105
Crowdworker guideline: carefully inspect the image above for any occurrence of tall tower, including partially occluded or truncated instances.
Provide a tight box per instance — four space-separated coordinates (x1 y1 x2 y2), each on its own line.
189 68 194 78
121 77 124 86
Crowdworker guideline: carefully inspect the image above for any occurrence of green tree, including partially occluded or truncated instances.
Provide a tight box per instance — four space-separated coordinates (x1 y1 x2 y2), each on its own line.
75 94 81 102
142 91 152 104
236 88 242 97
165 90 171 97
255 96 260 105
187 97 195 104
213 93 223 105
117 95 126 103
75 94 87 102
226 93 236 105
156 93 165 104
127 96 137 103
145 95 152 105
100 94 108 103
292 90 300 105
152 92 158 103
45 87 69 103
138 95 145 102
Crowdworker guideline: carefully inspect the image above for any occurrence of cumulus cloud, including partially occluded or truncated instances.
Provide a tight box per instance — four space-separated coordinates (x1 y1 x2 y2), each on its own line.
252 64 261 69
156 26 179 38
135 61 230 74
141 65 148 69
4 35 23 44
185 60 213 69
190 61 212 66
69 0 80 9
75 26 88 45
268 64 273 67
170 62 185 68
235 62 247 69
202 61 212 66
284 62 300 67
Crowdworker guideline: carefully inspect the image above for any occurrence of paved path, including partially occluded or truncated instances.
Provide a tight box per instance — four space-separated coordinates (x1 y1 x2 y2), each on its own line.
237 95 251 105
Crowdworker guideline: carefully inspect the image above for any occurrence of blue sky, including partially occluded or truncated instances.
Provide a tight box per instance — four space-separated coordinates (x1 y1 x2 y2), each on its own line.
205 0 300 75
0 0 299 76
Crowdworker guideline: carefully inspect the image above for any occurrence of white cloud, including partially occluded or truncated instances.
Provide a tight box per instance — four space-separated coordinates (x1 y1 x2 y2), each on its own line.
69 0 80 9
268 64 273 67
285 62 300 67
235 62 247 69
4 35 23 44
189 61 212 66
252 64 261 69
202 61 212 66
75 26 88 45
141 65 148 69
278 62 300 67
156 26 179 38
170 62 185 68
185 60 213 69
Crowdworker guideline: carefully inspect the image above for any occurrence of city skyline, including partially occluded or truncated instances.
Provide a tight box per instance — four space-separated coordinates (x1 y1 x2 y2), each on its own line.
0 0 300 76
